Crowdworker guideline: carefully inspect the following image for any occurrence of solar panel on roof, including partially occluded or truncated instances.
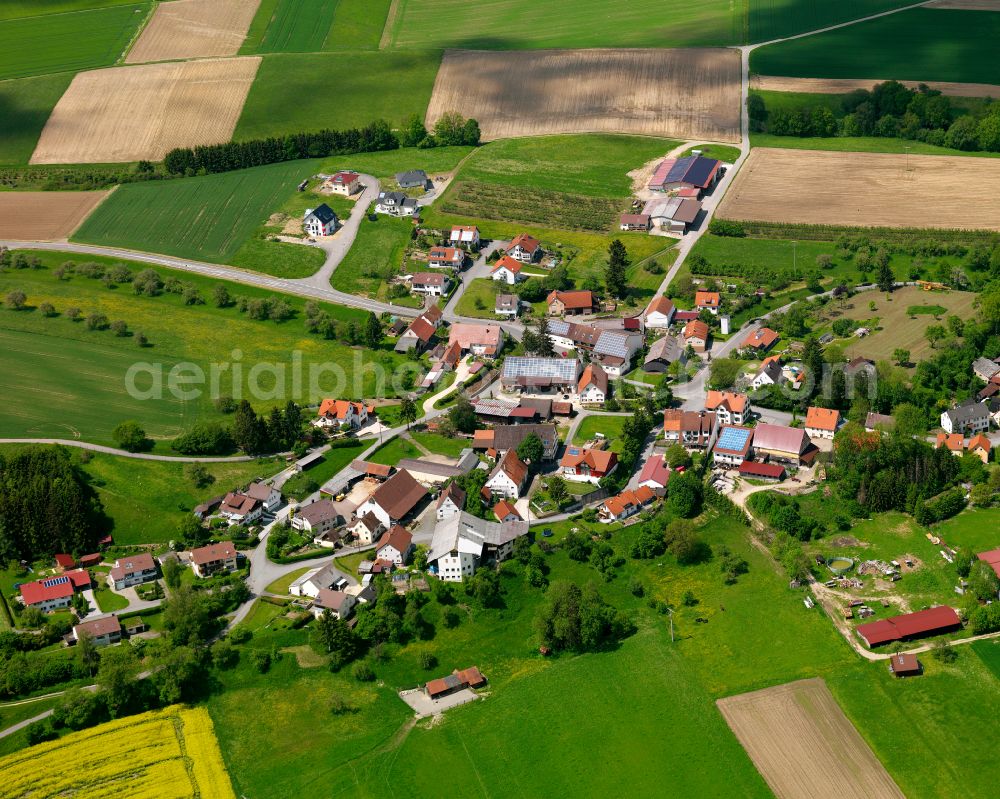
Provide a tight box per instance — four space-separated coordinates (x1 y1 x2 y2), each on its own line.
43 576 70 587
664 156 695 184
595 332 629 358
684 157 718 187
503 357 578 381
717 427 751 451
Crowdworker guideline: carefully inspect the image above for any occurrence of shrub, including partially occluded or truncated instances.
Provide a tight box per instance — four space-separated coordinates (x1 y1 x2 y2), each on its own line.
353 661 375 682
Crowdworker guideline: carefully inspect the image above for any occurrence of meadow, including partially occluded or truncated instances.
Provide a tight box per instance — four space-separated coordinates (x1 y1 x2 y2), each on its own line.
330 213 412 298
319 145 474 180
0 250 409 444
750 8 1000 84
73 160 318 263
747 0 915 43
280 441 365 500
233 51 441 139
0 74 75 165
572 416 628 452
0 3 150 81
240 0 390 52
0 0 144 20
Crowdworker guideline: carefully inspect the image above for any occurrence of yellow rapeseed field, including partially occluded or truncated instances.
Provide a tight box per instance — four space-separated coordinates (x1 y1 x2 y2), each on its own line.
0 705 236 799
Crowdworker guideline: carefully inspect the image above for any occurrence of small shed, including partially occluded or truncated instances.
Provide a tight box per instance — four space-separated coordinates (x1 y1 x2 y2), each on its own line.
888 653 921 677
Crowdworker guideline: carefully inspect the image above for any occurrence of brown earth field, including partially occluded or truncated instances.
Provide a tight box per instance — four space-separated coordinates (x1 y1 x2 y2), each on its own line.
427 48 741 143
0 191 109 240
752 75 1000 99
126 0 261 63
31 57 261 164
717 147 1000 231
717 678 905 799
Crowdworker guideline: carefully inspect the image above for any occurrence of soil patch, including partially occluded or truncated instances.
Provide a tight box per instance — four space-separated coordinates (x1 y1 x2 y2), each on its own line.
127 0 261 63
0 191 109 240
752 75 1000 99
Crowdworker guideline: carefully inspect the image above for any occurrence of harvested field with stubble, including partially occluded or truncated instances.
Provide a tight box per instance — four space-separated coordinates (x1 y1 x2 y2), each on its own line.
718 679 905 799
0 191 109 240
427 48 741 143
31 57 260 164
752 75 1000 98
126 0 261 62
718 148 1000 230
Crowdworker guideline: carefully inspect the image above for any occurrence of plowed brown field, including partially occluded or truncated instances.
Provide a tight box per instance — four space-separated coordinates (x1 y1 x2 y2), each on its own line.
427 48 741 143
718 679 904 799
30 57 261 164
126 0 261 63
718 147 1000 230
0 191 109 240
753 75 1000 99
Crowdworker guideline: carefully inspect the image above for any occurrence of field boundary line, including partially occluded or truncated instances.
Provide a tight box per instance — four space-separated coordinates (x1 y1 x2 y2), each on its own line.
379 0 402 49
118 1 158 65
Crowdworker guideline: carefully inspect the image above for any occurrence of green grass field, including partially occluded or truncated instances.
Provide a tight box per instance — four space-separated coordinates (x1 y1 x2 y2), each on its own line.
367 436 421 467
0 250 409 444
681 143 742 162
241 0 390 52
748 0 915 44
0 73 75 165
280 441 365 500
572 416 628 452
0 4 150 81
93 582 129 612
410 431 468 458
319 145 474 180
751 8 1000 84
932 507 1000 553
234 52 441 140
0 0 143 20
331 213 412 298
73 161 318 263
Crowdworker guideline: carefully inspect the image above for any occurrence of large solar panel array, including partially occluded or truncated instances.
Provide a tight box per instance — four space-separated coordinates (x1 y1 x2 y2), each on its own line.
547 320 571 337
42 576 70 588
503 357 579 381
594 331 630 358
716 426 752 452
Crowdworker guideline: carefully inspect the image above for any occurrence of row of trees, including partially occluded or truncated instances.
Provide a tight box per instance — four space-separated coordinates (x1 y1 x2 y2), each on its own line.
399 112 481 149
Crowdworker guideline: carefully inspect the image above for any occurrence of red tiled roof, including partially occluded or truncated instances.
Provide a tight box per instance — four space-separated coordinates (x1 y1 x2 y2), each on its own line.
55 553 75 569
508 233 540 253
743 327 779 349
683 320 709 341
578 363 608 394
406 316 436 343
109 552 156 582
977 548 1000 579
739 460 785 479
191 542 236 566
491 255 523 274
74 615 122 638
493 500 522 521
547 290 594 310
695 291 720 308
857 606 960 647
805 406 841 432
645 295 674 318
376 524 413 555
638 456 670 487
705 390 747 414
935 433 964 452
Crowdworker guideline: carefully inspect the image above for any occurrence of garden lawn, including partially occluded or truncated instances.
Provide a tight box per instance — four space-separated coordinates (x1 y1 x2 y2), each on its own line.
410 431 468 458
368 436 422 467
330 213 412 298
0 251 407 443
932 507 1000 553
572 416 628 452
280 441 366 501
0 3 150 80
680 143 742 162
265 566 312 595
234 52 441 139
93 582 129 612
750 8 1000 85
229 238 326 279
453 278 499 319
0 73 75 165
73 161 319 263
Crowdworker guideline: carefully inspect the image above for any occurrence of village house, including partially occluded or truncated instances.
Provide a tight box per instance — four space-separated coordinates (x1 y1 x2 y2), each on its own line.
742 327 779 352
648 154 722 192
495 293 519 317
219 491 262 525
355 469 429 528
643 196 701 232
712 425 755 467
428 511 529 582
311 589 356 621
450 225 480 248
246 481 282 513
349 512 385 545
314 399 371 430
644 295 675 329
941 399 990 435
507 233 542 263
705 390 750 426
619 213 650 231
600 486 656 522
107 553 158 590
888 653 922 677
490 255 525 285
493 500 522 522
752 424 815 466
73 615 124 648
637 455 671 492
501 356 581 396
751 360 783 390
473 424 560 460
484 450 529 499
292 498 340 537
643 335 682 373
394 314 437 353
436 483 467 520
289 564 346 599
448 322 505 357
411 272 450 297
663 409 717 449
683 319 710 353
303 203 338 237
325 171 360 196
547 290 594 316
578 363 608 404
375 191 418 217
546 321 642 377
396 169 429 190
425 666 487 698
968 433 992 463
805 407 841 440
190 542 238 578
559 446 617 484
428 246 465 270
375 525 414 566
973 356 1000 382
695 291 721 315
20 570 90 613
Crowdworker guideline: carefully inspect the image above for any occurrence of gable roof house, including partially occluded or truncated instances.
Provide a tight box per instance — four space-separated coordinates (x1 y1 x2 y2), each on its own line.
491 255 525 285
473 423 560 460
935 432 965 455
484 450 529 499
620 213 651 231
396 169 429 189
648 155 722 192
973 356 1000 382
450 225 480 247
190 542 238 578
547 290 594 316
350 511 385 545
355 469 429 528
311 588 357 620
742 327 779 352
751 360 783 390
682 319 710 352
375 190 418 217
663 409 717 449
968 433 992 463
314 399 371 429
600 486 656 522
805 407 841 439
20 570 90 612
108 553 158 590
695 291 721 314
428 246 465 270
290 563 347 598
941 399 990 435
303 203 338 237
644 295 676 329
559 446 617 484
644 335 682 373
448 323 505 357
324 170 360 195
73 615 123 648
507 233 542 263
501 357 581 395
219 491 262 525
291 498 340 537
712 425 755 467
411 272 450 296
394 315 437 353
436 482 467 520
495 293 520 317
705 390 750 425
493 500 522 522
638 455 671 492
578 363 609 404
752 424 815 465
428 511 529 582
375 525 414 566
245 481 282 512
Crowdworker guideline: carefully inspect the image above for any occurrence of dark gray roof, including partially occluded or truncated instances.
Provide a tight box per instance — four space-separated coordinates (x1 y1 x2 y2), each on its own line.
396 170 428 187
645 335 681 365
306 203 337 224
945 401 988 423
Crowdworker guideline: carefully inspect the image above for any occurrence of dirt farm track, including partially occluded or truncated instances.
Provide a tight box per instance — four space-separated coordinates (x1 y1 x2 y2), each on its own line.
30 57 261 165
426 48 741 143
0 192 109 241
126 0 262 63
718 147 1000 231
718 679 905 799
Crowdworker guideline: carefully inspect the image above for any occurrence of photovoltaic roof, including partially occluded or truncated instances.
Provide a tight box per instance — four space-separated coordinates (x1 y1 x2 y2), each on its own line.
716 426 752 452
594 331 629 358
503 357 579 381
684 157 718 187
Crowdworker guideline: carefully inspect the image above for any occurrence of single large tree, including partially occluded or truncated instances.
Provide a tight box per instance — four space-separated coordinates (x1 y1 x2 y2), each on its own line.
876 261 895 292
400 397 417 429
449 395 477 434
232 400 268 455
364 312 383 349
606 239 629 299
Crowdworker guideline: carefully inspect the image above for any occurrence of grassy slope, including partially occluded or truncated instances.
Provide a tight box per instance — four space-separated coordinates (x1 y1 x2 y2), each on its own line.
0 251 406 443
73 161 319 263
234 51 441 140
572 416 627 452
0 0 143 20
331 214 412 298
325 0 391 49
0 3 149 80
0 73 75 165
751 8 1000 84
748 0 915 43
240 0 338 53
